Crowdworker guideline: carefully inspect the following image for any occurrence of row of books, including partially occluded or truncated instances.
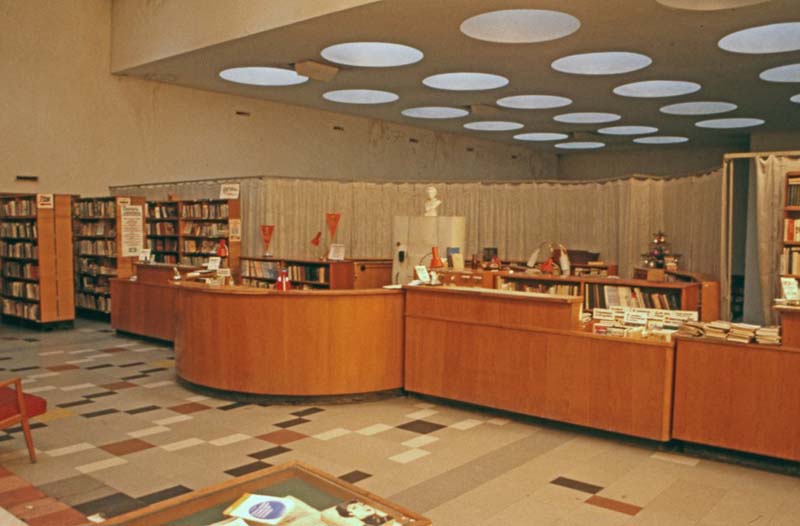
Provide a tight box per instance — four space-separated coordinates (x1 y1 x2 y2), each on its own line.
677 320 781 345
78 275 111 294
522 283 580 295
149 222 177 235
786 176 800 206
584 283 681 310
573 267 612 277
2 299 39 320
2 281 39 300
181 222 229 237
182 255 228 266
75 222 115 237
76 292 111 313
154 254 178 264
241 277 274 289
241 260 280 280
0 222 37 238
1 199 36 217
2 262 38 280
77 240 116 256
0 242 38 259
147 204 178 219
180 202 229 219
287 264 327 283
182 240 224 254
147 239 178 252
783 218 800 242
74 200 116 218
77 259 116 276
779 247 800 275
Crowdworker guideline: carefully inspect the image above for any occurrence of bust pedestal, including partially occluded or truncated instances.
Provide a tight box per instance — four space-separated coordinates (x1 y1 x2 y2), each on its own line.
392 216 466 284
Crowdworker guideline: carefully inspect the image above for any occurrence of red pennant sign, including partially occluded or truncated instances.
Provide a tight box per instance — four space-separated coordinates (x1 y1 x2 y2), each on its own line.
310 231 322 246
326 213 341 240
260 225 275 252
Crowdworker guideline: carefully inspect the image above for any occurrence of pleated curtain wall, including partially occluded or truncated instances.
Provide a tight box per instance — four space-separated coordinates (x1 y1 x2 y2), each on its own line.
112 169 722 280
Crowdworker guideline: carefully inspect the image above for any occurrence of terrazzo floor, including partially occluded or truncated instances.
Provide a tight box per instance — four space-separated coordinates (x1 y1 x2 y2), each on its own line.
0 319 798 525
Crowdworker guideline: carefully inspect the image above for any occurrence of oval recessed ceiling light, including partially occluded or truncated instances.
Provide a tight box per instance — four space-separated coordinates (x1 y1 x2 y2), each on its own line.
598 125 658 135
552 52 652 75
656 0 770 10
323 89 399 104
460 9 580 44
464 121 524 131
660 101 738 115
320 42 424 67
554 112 621 124
634 136 690 144
719 22 800 54
497 95 572 109
514 132 569 142
401 106 469 119
219 67 308 86
760 63 800 83
555 142 606 150
792 94 800 103
423 72 509 91
614 80 701 98
695 117 765 128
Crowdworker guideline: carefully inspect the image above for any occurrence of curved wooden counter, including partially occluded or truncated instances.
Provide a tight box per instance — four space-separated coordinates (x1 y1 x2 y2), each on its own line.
173 283 404 396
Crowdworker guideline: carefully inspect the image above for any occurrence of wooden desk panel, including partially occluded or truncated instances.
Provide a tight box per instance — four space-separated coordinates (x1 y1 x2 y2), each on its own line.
110 279 177 341
174 285 404 396
673 338 800 461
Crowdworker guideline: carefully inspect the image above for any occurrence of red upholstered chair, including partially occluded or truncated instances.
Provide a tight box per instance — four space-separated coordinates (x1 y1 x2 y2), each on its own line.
0 378 47 463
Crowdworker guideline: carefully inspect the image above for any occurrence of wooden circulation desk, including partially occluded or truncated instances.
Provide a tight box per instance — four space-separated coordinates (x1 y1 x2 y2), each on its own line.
403 286 674 441
110 263 200 341
173 283 404 396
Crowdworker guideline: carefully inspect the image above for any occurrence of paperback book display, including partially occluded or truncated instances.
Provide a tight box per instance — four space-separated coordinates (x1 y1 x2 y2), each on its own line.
214 493 409 526
591 306 697 342
676 320 780 345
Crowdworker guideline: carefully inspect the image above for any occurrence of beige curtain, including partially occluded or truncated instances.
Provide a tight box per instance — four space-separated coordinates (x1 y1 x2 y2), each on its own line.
113 172 723 278
753 155 800 324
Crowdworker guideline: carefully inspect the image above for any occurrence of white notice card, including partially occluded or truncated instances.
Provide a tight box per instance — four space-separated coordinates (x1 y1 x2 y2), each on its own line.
781 277 799 300
120 205 144 256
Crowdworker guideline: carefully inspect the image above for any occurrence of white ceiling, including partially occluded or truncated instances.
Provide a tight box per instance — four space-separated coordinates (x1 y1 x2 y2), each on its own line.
118 0 800 152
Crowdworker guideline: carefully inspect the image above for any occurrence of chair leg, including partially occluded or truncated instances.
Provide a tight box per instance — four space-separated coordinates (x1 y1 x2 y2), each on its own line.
20 417 36 463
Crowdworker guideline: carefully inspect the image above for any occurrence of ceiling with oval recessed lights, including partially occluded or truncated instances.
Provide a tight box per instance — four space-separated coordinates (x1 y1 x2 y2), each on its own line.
117 0 799 153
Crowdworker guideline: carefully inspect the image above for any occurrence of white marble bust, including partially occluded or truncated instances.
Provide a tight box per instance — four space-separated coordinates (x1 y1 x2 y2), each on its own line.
424 186 441 217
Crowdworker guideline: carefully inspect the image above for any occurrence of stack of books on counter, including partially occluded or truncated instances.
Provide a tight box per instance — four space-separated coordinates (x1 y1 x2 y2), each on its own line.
727 323 759 344
755 326 781 345
704 321 731 341
677 321 705 338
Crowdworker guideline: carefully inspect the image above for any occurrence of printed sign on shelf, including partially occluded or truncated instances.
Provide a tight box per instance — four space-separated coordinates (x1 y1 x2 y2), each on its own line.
217 268 232 277
36 194 54 209
120 205 144 256
207 256 222 271
219 183 240 199
229 219 242 242
117 197 131 206
138 248 151 262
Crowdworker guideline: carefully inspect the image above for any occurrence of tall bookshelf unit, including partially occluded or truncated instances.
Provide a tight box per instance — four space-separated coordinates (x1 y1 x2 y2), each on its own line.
781 172 800 283
146 201 180 264
0 194 74 325
73 196 146 315
240 257 355 289
178 199 240 271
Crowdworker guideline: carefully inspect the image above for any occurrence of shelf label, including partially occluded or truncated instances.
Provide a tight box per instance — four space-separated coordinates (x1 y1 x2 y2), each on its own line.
624 311 648 326
120 205 144 256
117 197 131 206
782 277 799 300
207 256 222 271
138 248 151 262
328 243 345 261
220 183 240 199
592 308 616 322
229 219 241 242
217 268 232 277
36 193 54 209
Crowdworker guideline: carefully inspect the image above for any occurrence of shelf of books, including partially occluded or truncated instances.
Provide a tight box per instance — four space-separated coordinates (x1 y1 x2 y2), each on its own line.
571 262 618 277
73 196 146 315
496 274 701 315
240 257 355 289
780 172 800 279
178 199 240 271
146 201 180 264
0 194 74 325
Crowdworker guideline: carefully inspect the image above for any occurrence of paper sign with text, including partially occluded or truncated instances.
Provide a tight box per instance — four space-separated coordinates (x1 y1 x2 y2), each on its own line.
220 183 240 199
36 194 54 209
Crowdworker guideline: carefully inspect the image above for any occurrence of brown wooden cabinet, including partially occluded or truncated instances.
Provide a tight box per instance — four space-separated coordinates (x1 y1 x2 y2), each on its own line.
73 196 146 315
0 194 74 324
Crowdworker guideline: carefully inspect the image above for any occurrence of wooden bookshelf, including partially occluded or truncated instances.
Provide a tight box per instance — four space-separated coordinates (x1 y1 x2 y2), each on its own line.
496 274 701 315
0 194 74 325
664 270 720 322
73 196 146 315
571 262 618 277
780 172 800 282
240 257 355 289
146 201 180 264
178 199 240 272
